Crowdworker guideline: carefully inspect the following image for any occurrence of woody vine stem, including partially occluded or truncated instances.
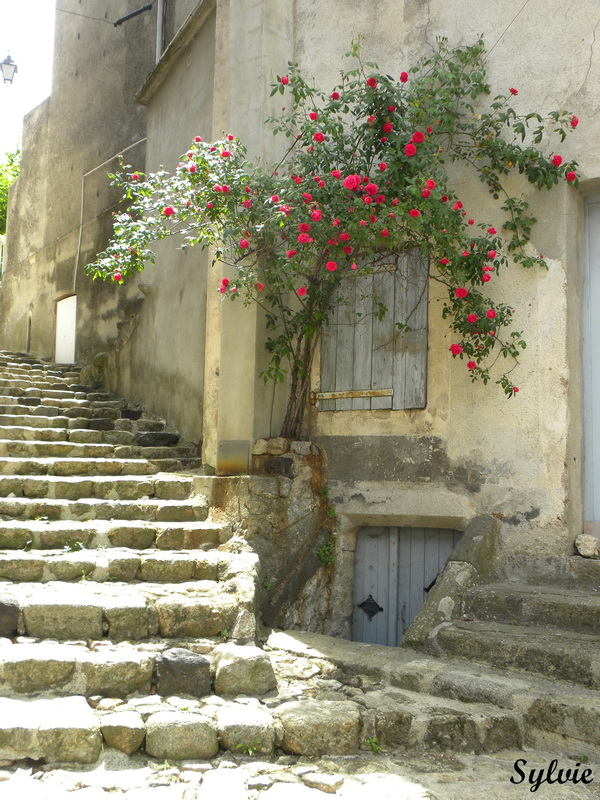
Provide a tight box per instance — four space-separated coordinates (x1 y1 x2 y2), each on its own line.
88 37 579 439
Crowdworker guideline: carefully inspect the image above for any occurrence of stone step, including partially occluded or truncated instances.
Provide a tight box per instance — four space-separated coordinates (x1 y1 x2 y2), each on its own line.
0 474 194 501
0 424 133 445
0 439 194 460
0 413 72 428
0 578 254 640
435 620 600 688
0 495 209 522
0 456 163 476
462 582 600 635
0 696 101 763
0 547 241 583
0 519 225 550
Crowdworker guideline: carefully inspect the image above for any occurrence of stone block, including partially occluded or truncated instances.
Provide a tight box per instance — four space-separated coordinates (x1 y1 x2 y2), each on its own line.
0 645 75 693
101 710 146 754
23 601 103 640
273 700 361 756
252 439 269 455
213 644 277 697
290 440 312 456
157 598 234 638
145 711 218 760
155 648 212 698
135 432 179 448
265 437 289 456
81 651 154 697
575 533 600 558
217 704 275 755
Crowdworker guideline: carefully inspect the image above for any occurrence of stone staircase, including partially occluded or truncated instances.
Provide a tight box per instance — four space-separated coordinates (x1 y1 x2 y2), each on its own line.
0 350 598 771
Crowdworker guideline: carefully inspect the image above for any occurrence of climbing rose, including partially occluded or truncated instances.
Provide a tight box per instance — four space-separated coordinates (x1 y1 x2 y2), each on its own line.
509 87 518 95
239 238 249 249
383 122 393 133
221 150 231 158
297 286 307 296
309 112 318 121
426 180 436 189
412 131 425 143
280 76 289 84
405 143 417 157
379 162 387 171
467 314 478 323
311 210 323 221
571 115 579 127
365 183 378 195
454 288 469 298
343 174 361 190
467 361 477 370
408 209 420 217
297 233 313 243
113 272 122 282
381 229 389 237
367 77 377 88
450 344 463 355
482 274 491 282
131 173 140 181
255 283 265 291
313 132 325 142
552 155 563 167
194 136 202 142
326 261 338 272
513 386 520 392
488 227 497 235
486 309 497 319
298 222 311 233
566 171 577 181
400 71 409 82
271 195 279 202
331 170 341 179
488 250 497 259
163 206 175 216
439 258 449 266
286 249 297 258
421 189 431 198
331 91 340 100
242 199 252 209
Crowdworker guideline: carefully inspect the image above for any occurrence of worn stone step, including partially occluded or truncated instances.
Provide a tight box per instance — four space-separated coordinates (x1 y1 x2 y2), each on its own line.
0 494 209 522
1 578 253 640
435 620 600 688
0 696 101 763
0 456 158 476
462 582 600 635
0 642 155 698
0 547 241 583
0 519 225 550
0 474 194 501
0 413 71 428
0 439 124 458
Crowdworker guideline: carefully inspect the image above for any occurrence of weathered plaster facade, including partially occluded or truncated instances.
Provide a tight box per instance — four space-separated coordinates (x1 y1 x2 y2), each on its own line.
3 0 599 623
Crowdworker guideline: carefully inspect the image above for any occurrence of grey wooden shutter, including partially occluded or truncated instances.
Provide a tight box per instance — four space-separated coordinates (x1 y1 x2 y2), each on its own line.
319 250 428 411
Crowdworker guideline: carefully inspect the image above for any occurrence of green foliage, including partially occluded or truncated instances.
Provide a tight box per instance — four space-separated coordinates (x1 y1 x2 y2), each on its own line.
0 148 20 236
235 738 261 755
364 735 383 753
87 38 579 431
316 534 336 567
63 538 84 552
217 628 229 642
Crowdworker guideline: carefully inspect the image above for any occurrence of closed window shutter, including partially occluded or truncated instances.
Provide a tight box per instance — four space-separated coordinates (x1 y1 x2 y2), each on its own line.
319 251 428 411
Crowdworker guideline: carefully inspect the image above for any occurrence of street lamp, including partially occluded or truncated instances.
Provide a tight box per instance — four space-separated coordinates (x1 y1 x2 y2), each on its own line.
1 55 17 85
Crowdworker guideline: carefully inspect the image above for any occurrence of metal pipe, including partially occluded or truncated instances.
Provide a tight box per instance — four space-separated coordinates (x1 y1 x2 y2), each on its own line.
156 0 165 63
114 4 153 28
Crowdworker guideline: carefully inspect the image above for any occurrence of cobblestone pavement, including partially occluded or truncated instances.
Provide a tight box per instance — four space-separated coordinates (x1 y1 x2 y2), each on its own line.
0 746 599 800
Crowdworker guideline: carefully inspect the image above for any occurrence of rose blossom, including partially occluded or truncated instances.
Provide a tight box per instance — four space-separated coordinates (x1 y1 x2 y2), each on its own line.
400 71 409 82
280 76 289 84
571 115 579 128
311 210 323 221
408 209 420 217
426 179 436 189
552 155 563 167
297 286 307 296
331 91 340 100
326 261 338 272
467 361 477 370
367 77 377 88
313 132 325 142
383 122 394 133
405 143 417 156
482 274 491 282
450 344 463 355
509 87 518 95
566 171 577 181
343 174 361 190
286 250 297 258
331 170 341 179
309 112 318 121
412 131 425 143
467 314 478 323
239 238 249 249
486 309 497 319
454 288 468 298
163 206 175 216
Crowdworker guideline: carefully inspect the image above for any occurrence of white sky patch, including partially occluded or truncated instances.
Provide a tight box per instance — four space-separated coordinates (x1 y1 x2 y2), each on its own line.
0 0 56 158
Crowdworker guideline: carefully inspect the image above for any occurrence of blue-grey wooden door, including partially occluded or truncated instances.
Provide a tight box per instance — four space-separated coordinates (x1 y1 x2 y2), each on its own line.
352 526 461 645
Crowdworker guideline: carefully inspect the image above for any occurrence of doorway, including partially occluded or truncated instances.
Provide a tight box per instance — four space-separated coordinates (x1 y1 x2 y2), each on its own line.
352 526 461 645
55 295 77 364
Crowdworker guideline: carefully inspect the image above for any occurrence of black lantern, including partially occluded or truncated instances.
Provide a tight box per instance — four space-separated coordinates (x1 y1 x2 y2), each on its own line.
1 55 17 85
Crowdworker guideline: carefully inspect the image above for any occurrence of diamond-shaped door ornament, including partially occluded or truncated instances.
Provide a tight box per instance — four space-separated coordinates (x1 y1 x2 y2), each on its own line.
358 594 383 621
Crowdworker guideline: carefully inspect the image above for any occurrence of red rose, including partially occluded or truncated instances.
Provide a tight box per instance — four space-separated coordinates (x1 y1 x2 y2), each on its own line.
408 209 420 217
450 344 463 355
487 309 497 319
313 132 325 142
571 115 579 128
400 71 409 83
271 195 279 202
566 171 577 181
552 155 563 166
302 192 313 203
513 386 519 392
509 87 518 95
239 238 250 249
343 174 361 191
280 76 289 84
412 131 425 143
363 196 372 205
297 286 307 296
488 250 497 258
287 249 297 258
441 195 448 202
367 77 377 88
454 288 468 298
388 105 396 112
381 229 389 237
366 183 378 196
439 258 449 265
426 125 433 134
113 272 122 282
297 233 313 243
405 143 417 157
467 361 477 370
227 134 235 141
482 274 491 282
194 136 202 142
383 122 393 133
331 170 341 179
339 231 350 241
378 162 387 172
467 314 477 323
131 173 140 181
298 223 311 233
221 150 231 158
488 227 497 235
426 179 436 189
326 261 338 272
242 199 252 208
255 283 264 291
331 91 340 100
421 189 431 198
309 112 318 121
311 210 323 221
163 206 175 216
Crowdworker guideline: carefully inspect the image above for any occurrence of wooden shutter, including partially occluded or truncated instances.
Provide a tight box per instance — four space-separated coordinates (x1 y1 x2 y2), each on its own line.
319 250 428 411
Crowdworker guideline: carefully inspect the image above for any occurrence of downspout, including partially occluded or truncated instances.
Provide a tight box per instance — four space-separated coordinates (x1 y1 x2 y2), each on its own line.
156 0 165 63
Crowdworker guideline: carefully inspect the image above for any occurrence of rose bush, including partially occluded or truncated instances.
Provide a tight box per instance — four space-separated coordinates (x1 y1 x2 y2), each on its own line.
87 38 579 437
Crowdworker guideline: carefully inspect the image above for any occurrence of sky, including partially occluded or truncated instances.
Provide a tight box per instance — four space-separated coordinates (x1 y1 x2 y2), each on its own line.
0 0 56 159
